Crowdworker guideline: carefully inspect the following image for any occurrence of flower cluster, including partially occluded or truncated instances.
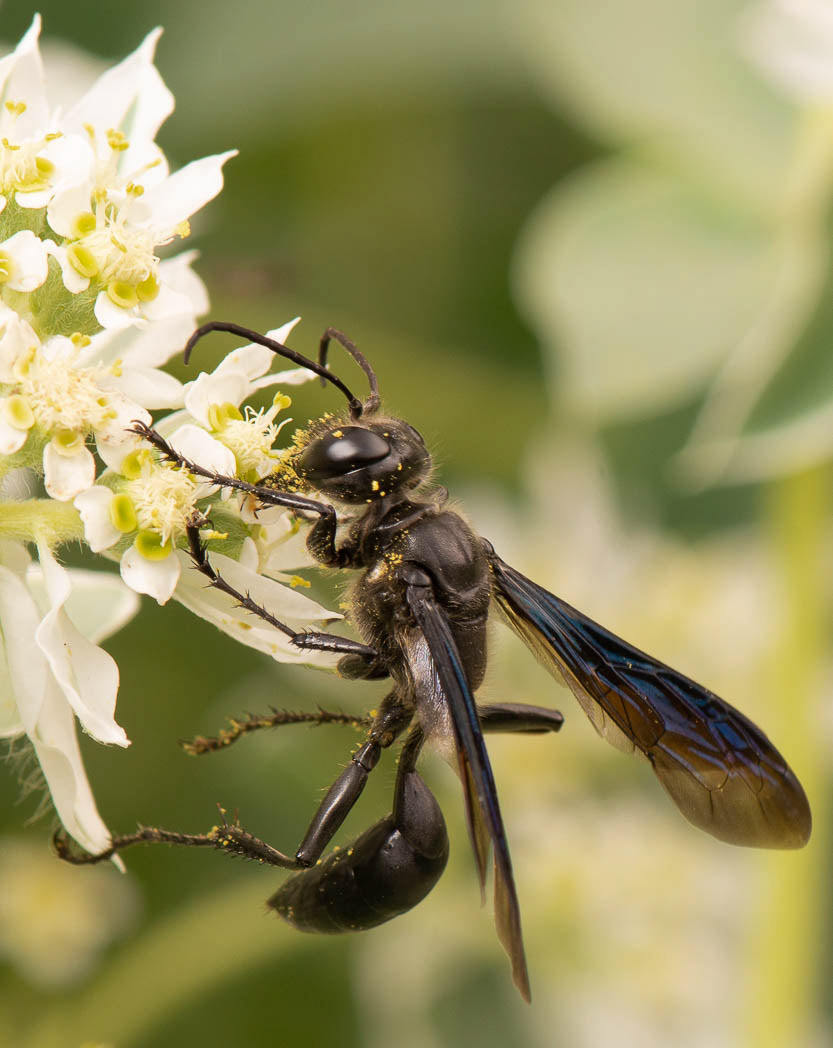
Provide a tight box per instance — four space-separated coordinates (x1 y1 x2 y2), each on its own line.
0 20 337 861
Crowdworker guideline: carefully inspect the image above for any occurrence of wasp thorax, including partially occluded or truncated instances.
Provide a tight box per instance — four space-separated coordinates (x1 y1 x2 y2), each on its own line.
295 419 430 502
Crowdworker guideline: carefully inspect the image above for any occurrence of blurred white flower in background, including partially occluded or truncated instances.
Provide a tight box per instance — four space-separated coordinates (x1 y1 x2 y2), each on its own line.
742 0 833 102
0 837 139 985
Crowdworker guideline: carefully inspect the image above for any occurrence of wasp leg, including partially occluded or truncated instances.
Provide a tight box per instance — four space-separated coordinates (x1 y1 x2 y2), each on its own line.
54 698 411 871
184 523 385 666
182 707 373 756
270 724 450 933
478 702 564 734
53 818 300 870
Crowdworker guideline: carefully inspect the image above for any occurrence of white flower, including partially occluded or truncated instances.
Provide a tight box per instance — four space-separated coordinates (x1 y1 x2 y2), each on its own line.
0 230 48 292
173 548 340 666
0 838 139 986
743 0 833 101
0 538 139 857
0 15 235 336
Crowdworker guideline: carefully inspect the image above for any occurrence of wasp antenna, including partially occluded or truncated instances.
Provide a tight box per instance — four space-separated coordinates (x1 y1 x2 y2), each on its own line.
183 321 365 418
318 327 381 416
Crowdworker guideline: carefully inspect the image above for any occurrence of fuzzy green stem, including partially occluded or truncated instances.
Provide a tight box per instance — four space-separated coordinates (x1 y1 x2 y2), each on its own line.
741 466 829 1045
0 498 84 547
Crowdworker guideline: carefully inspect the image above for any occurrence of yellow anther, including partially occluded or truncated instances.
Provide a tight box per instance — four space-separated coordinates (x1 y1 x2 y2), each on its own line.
70 333 92 348
71 212 97 237
3 394 34 430
67 244 99 278
35 156 54 177
207 402 243 430
12 345 36 379
4 101 26 116
134 530 172 561
52 429 84 456
120 448 151 479
175 220 191 238
273 393 292 411
0 251 13 284
109 493 138 533
106 281 138 309
136 273 159 302
289 575 311 589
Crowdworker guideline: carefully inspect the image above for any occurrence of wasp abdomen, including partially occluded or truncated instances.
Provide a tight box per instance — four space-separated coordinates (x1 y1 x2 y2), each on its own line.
268 770 449 933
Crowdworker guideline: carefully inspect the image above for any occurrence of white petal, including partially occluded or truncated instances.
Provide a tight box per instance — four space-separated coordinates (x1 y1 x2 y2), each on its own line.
139 280 201 324
43 442 96 501
41 133 96 191
168 423 236 476
183 370 249 424
250 366 318 390
268 317 302 344
1 230 48 292
0 16 48 135
157 250 209 316
173 551 340 667
75 322 186 374
238 536 259 572
105 367 184 410
29 684 115 857
0 562 48 732
215 344 277 381
259 521 318 574
93 393 150 445
140 150 237 229
43 239 90 294
73 487 120 553
27 565 140 645
0 630 24 737
0 414 28 454
62 28 169 141
15 188 53 209
95 430 145 472
46 182 95 240
0 308 38 383
35 543 128 747
120 544 180 605
93 290 140 331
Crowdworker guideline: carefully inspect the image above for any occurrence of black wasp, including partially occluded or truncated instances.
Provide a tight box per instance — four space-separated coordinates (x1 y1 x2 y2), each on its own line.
56 322 812 1002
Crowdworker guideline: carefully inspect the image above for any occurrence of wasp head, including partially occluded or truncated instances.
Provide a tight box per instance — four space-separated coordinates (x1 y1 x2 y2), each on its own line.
291 415 431 504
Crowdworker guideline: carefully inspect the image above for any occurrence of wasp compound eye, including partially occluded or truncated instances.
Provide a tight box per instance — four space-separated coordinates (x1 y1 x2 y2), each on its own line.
298 426 391 480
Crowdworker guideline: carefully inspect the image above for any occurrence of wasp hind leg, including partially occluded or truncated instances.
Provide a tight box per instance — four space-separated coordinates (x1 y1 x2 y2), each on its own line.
270 725 449 933
54 696 412 871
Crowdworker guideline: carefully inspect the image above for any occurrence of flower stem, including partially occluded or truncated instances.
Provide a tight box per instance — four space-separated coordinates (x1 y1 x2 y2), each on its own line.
741 466 829 1045
0 498 84 547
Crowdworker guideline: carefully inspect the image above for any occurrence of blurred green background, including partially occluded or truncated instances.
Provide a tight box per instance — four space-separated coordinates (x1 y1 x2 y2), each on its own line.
1 2 832 1046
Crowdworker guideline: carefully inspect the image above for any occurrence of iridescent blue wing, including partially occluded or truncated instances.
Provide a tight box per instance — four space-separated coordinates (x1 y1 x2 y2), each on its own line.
489 553 811 849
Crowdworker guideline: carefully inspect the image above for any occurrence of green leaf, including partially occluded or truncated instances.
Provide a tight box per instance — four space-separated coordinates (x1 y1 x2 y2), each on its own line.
511 0 800 210
514 158 782 421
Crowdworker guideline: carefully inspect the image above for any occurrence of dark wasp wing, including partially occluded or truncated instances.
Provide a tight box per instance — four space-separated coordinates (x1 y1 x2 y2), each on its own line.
489 552 811 849
401 573 531 1003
